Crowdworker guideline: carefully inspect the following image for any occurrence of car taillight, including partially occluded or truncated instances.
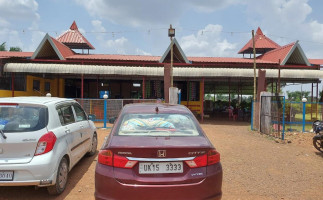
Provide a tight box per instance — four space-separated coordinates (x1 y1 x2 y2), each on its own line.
98 150 138 168
207 149 220 165
185 149 220 168
113 154 138 168
98 150 113 166
34 132 57 156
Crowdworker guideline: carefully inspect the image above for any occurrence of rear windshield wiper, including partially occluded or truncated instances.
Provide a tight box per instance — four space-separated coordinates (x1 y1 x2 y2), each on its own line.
0 129 7 139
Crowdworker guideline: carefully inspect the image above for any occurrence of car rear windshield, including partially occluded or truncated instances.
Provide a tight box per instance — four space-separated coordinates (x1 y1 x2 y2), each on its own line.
0 104 48 132
116 113 201 136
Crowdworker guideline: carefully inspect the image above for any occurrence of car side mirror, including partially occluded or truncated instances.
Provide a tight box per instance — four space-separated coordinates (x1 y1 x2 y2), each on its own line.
109 117 117 124
88 114 96 121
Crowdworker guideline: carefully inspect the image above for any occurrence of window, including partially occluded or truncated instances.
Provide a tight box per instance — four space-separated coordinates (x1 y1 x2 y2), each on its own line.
45 82 50 92
0 74 11 90
117 113 200 137
14 74 26 91
33 80 40 91
57 105 75 125
73 103 87 122
0 73 26 91
0 105 48 132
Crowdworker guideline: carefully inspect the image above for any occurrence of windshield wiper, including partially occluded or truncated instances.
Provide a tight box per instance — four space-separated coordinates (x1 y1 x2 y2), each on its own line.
0 129 7 139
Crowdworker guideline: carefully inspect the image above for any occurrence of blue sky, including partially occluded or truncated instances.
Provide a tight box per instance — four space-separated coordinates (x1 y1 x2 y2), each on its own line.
0 0 323 94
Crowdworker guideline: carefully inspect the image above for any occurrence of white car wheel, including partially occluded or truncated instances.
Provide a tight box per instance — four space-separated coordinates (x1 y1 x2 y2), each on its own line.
47 157 69 195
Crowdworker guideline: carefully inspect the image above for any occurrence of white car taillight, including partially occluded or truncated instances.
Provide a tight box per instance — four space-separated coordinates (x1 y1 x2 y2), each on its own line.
34 132 57 156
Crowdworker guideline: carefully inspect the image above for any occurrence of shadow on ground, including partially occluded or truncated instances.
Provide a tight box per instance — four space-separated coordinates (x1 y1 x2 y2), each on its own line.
0 151 97 200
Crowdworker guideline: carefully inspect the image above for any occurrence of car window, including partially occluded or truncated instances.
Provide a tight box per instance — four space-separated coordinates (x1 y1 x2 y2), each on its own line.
57 105 75 125
0 104 48 132
117 113 200 136
73 103 87 122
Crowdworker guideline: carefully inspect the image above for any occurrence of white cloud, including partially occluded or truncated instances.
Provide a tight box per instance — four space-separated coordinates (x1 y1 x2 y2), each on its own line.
0 0 39 20
91 20 106 41
135 48 152 56
92 20 106 32
0 0 40 51
106 37 129 54
23 21 45 52
190 0 241 13
0 18 9 27
73 0 240 27
243 0 323 58
180 24 238 57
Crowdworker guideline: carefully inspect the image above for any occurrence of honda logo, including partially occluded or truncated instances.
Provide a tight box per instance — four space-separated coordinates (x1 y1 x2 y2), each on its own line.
157 150 166 157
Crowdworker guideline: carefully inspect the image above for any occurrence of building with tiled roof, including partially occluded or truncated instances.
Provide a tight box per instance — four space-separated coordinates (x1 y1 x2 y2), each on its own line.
57 21 95 52
238 27 281 55
0 23 323 122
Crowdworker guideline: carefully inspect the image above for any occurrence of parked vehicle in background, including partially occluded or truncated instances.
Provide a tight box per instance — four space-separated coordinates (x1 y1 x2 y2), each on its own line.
95 103 222 200
312 120 323 153
0 97 97 195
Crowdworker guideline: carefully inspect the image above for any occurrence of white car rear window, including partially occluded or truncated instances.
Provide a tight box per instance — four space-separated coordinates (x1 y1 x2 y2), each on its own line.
117 113 200 136
0 105 47 132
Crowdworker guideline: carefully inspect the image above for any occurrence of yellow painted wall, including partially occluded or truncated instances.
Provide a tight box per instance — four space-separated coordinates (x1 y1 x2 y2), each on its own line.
0 75 65 97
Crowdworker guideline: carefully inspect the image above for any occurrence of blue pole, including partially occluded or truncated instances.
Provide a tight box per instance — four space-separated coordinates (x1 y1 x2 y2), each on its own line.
251 100 254 131
302 101 306 132
282 96 285 140
104 99 107 128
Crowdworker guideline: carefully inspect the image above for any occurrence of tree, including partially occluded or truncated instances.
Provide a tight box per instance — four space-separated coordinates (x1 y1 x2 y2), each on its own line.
204 94 214 101
9 46 22 52
286 91 310 101
0 42 22 52
0 42 6 51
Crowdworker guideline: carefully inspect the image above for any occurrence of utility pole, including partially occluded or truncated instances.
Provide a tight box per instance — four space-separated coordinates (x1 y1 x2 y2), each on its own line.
278 59 281 94
169 24 175 87
252 30 256 102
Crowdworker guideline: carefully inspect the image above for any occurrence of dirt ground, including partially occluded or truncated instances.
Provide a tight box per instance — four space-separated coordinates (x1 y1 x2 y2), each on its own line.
0 120 322 200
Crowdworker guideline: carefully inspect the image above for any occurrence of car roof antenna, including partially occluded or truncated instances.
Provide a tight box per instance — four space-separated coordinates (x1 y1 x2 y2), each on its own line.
155 106 159 113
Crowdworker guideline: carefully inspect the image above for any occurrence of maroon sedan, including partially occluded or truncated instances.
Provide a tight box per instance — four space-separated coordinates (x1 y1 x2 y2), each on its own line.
95 104 222 200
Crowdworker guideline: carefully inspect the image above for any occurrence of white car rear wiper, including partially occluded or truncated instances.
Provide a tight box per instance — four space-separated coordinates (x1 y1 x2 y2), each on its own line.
0 129 7 139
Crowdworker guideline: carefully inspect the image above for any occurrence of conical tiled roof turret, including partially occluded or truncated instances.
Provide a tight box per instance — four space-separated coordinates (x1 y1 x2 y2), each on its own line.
57 21 95 50
238 27 280 55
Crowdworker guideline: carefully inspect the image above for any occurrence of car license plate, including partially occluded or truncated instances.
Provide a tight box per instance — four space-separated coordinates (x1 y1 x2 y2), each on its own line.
139 162 183 174
0 171 14 181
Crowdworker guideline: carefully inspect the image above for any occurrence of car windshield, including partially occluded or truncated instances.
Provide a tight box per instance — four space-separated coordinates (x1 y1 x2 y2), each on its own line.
0 104 48 132
117 113 200 136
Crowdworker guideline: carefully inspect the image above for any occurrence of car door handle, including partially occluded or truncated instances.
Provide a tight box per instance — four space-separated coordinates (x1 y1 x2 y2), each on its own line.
65 129 70 134
80 125 84 128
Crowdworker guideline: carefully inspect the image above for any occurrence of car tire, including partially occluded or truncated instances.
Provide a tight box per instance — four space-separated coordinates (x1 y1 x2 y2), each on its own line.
86 133 97 157
47 157 69 195
313 137 323 153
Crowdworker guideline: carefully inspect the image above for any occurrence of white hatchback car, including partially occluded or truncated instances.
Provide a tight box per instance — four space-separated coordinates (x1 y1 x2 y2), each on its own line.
0 97 97 195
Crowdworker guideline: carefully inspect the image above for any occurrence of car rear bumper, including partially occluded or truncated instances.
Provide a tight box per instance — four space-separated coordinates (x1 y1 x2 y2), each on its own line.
0 180 40 186
95 163 223 200
0 152 58 187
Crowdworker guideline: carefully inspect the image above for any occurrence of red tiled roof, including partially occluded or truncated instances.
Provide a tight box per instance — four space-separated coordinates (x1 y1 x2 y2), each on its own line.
308 59 323 66
51 37 75 58
258 42 295 63
57 21 95 50
0 51 33 58
66 54 279 64
238 27 281 54
67 54 161 62
188 56 277 64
